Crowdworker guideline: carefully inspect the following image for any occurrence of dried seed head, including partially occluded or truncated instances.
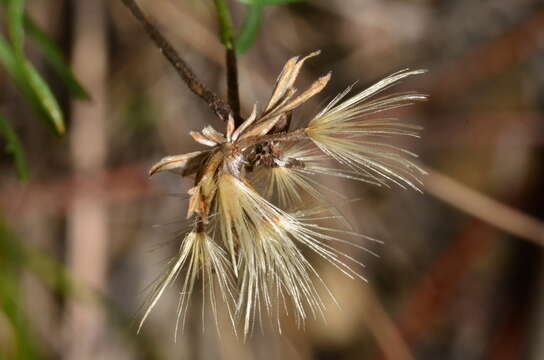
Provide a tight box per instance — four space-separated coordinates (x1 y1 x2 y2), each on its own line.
144 51 427 337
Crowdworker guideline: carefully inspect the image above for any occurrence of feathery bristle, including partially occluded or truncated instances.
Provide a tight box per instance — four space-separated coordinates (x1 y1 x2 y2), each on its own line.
214 174 324 335
306 69 428 190
235 205 380 337
213 174 374 336
255 164 321 209
253 143 381 209
236 220 325 335
138 230 235 339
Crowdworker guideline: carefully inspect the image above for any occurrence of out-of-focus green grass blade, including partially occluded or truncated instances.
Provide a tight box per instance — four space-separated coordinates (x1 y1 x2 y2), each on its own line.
0 278 40 360
6 0 25 53
0 114 28 181
20 62 65 134
0 0 88 99
0 34 50 122
6 0 65 135
235 0 303 53
236 4 262 54
213 0 235 48
0 33 18 71
0 219 41 360
0 35 57 135
24 17 90 99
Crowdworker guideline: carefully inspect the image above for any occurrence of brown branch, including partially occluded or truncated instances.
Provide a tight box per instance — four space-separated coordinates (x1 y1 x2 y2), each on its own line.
120 0 232 120
364 288 415 360
424 168 544 246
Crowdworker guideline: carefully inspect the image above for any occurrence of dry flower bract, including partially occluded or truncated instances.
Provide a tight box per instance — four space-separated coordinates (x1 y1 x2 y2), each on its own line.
143 51 427 338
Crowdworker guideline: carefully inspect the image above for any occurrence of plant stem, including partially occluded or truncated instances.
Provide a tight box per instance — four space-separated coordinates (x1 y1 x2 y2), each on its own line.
226 48 241 124
213 0 235 49
120 0 232 121
213 0 242 125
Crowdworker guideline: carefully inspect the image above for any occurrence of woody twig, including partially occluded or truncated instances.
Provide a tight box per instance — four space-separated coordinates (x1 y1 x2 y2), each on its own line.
121 0 232 121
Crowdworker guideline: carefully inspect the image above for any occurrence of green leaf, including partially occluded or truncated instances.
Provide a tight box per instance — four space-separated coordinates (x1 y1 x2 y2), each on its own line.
6 0 65 135
0 115 28 181
24 17 90 99
20 62 66 134
6 0 25 54
237 0 303 4
0 0 89 99
0 219 42 360
236 4 263 54
213 0 236 49
0 34 50 121
0 33 18 71
235 0 303 53
0 34 66 134
0 278 41 360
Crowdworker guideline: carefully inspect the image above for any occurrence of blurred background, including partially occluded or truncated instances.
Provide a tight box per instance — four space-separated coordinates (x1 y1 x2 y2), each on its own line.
1 0 544 359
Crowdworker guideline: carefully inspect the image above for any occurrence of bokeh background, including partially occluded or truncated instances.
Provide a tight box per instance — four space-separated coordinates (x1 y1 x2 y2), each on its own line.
1 0 544 359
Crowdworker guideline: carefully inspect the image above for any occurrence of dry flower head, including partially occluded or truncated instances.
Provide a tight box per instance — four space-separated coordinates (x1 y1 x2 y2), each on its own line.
142 50 427 338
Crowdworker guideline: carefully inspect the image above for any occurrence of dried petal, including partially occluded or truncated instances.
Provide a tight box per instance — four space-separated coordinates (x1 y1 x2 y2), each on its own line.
149 151 206 176
266 50 321 112
239 90 297 139
202 125 226 143
231 104 258 141
190 131 218 147
226 113 235 141
279 72 331 113
240 72 330 140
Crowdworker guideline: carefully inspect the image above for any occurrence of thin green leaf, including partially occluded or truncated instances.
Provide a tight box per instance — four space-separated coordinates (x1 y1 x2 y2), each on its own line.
0 0 88 99
0 34 18 71
7 0 25 54
213 0 235 49
0 34 52 123
0 219 42 360
20 62 65 134
0 114 28 181
236 4 262 54
25 17 90 99
6 0 65 135
0 278 40 360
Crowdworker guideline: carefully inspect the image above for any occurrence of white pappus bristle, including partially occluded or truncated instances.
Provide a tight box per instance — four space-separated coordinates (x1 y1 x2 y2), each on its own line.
306 69 428 191
138 230 236 339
